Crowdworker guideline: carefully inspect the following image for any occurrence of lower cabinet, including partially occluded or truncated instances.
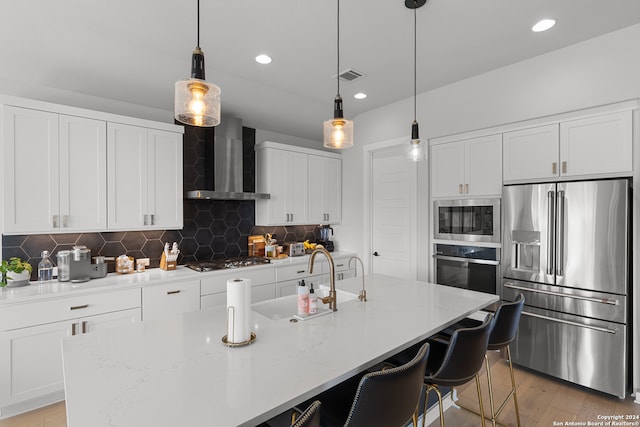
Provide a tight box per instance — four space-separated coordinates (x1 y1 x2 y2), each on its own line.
142 280 200 322
0 290 141 415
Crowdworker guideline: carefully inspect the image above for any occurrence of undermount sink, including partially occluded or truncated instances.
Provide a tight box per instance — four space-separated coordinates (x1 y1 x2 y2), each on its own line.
252 285 358 321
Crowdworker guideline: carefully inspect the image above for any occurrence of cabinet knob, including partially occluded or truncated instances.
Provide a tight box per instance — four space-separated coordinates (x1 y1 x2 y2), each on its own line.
373 251 380 257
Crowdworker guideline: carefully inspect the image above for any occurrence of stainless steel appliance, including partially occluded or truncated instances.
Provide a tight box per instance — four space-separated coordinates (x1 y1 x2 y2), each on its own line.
434 198 500 243
318 225 334 252
286 242 305 257
57 246 91 282
433 244 500 295
186 257 271 272
501 179 629 398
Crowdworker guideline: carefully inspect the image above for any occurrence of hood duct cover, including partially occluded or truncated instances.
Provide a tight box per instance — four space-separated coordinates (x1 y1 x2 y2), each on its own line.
186 116 270 200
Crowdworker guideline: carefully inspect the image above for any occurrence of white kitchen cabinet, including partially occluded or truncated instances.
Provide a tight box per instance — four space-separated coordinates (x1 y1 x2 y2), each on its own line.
502 111 632 182
559 111 632 177
503 124 559 181
142 280 200 322
431 134 502 198
107 123 183 231
256 142 342 226
0 289 141 414
2 106 107 234
308 155 342 224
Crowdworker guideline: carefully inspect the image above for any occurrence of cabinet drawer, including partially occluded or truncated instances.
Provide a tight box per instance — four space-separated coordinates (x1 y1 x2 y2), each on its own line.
201 293 227 310
276 263 323 282
142 280 200 321
0 288 141 331
200 267 275 296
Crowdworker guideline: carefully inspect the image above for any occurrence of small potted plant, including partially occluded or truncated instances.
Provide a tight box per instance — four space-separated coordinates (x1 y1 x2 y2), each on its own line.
0 257 33 287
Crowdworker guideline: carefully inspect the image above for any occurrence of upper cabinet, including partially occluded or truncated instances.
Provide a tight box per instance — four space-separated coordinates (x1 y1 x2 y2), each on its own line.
503 111 632 182
255 141 342 226
431 134 502 198
3 106 107 234
107 124 183 230
1 97 184 235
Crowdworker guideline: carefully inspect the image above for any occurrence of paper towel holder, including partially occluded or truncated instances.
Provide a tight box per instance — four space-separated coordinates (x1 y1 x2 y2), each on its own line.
222 305 257 347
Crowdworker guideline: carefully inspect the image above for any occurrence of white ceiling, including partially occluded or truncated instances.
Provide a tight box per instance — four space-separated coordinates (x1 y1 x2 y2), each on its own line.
2 0 640 141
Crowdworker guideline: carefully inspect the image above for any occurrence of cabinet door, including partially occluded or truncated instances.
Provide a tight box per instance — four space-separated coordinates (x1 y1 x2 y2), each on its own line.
503 124 559 181
107 123 148 230
79 308 141 334
430 141 465 198
201 292 227 310
3 106 60 233
147 129 183 229
0 320 70 406
256 148 288 224
286 151 308 224
308 156 342 224
560 111 632 177
252 283 276 303
59 115 107 231
465 134 502 196
142 280 201 322
276 279 299 298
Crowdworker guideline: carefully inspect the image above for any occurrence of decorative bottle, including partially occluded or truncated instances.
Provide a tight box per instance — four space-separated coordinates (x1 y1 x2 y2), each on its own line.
38 250 54 283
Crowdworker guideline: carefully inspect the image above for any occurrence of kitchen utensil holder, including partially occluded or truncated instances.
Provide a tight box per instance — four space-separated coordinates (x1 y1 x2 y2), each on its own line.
160 252 177 271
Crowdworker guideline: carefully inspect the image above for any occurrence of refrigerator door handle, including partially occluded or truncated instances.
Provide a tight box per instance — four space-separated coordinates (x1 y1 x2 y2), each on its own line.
503 282 619 305
546 190 555 275
522 311 619 334
556 190 565 276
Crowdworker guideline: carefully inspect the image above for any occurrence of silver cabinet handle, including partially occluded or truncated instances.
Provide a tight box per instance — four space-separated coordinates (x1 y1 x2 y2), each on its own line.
458 184 463 194
465 183 469 194
143 214 148 226
562 161 567 174
150 214 155 225
552 162 557 175
503 282 619 305
166 290 181 295
70 304 89 310
81 320 87 334
522 311 618 334
53 215 59 228
71 323 77 336
296 270 306 274
62 215 69 228
290 213 294 222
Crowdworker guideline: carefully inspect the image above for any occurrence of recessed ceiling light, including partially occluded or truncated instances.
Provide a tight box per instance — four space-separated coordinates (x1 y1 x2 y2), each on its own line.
255 54 272 64
532 19 556 32
354 92 367 100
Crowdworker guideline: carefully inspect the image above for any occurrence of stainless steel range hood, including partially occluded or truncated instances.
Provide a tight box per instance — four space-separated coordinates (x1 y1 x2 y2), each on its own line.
186 116 270 200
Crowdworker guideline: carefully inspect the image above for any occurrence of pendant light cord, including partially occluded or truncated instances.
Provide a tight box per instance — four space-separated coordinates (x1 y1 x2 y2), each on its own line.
413 0 417 122
197 0 200 48
336 0 341 97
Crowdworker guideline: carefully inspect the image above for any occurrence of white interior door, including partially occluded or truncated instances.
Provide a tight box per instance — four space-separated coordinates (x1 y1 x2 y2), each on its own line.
371 146 417 279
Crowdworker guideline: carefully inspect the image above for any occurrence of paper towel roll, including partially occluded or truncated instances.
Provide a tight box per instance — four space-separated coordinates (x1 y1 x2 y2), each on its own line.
226 278 252 343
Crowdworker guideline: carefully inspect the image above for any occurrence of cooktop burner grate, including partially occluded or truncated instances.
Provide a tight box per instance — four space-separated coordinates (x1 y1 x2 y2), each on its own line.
186 257 271 272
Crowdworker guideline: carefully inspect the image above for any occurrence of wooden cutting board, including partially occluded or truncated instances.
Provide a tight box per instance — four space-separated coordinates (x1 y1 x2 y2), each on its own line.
248 235 265 257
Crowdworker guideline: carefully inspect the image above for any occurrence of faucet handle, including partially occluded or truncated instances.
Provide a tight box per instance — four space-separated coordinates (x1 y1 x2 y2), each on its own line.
358 289 367 302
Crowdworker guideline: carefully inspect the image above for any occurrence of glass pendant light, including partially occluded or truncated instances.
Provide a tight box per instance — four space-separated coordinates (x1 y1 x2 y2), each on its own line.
323 0 354 149
405 0 426 162
175 0 220 127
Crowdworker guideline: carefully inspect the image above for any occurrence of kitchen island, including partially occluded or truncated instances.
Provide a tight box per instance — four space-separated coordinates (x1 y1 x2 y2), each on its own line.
61 274 498 426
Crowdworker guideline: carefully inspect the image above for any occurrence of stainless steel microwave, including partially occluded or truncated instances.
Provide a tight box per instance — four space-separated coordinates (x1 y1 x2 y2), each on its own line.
434 198 501 243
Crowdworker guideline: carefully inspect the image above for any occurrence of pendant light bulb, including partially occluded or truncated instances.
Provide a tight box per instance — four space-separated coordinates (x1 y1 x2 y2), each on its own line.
323 0 354 149
405 0 425 161
175 2 221 127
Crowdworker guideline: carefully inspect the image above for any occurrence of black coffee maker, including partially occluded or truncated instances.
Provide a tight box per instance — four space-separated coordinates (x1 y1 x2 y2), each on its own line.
318 225 334 252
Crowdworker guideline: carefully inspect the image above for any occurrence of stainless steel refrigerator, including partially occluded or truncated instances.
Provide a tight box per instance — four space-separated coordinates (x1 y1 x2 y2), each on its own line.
501 179 629 398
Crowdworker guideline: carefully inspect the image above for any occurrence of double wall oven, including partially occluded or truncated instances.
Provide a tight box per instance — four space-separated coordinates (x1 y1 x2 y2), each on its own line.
433 198 501 301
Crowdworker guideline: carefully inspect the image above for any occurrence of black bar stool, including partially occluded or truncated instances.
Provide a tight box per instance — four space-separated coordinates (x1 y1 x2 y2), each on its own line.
319 342 430 427
422 315 494 427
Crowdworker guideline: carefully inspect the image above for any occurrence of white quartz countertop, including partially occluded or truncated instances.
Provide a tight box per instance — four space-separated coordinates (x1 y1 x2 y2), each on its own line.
61 274 498 427
0 251 356 305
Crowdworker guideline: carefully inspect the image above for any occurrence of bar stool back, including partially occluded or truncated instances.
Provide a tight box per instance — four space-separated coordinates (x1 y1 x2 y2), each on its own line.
291 400 321 427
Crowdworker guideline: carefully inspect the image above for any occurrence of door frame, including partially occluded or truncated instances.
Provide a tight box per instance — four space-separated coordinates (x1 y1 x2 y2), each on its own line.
363 137 427 280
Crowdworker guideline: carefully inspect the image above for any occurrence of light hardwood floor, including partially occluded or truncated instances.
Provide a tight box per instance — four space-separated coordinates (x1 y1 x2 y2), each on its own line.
1 351 638 427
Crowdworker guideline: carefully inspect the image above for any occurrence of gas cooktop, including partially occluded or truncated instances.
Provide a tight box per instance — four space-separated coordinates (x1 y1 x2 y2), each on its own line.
186 257 271 272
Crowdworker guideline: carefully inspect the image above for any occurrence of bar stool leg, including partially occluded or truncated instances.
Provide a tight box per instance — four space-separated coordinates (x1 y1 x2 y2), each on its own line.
423 384 444 427
475 374 487 427
484 354 497 427
485 346 521 427
506 346 522 427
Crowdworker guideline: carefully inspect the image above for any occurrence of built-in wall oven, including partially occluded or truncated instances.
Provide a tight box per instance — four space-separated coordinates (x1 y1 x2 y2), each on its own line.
433 244 500 296
434 198 500 243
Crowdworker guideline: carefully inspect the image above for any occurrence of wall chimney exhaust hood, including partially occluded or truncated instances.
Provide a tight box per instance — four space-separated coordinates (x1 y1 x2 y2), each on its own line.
185 116 270 201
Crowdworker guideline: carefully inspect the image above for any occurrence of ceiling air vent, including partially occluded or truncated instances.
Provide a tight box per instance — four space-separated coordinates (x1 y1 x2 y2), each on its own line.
334 68 365 82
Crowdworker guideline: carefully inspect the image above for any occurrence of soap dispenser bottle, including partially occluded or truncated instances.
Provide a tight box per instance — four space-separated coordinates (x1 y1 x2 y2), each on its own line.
308 282 318 314
297 280 309 315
